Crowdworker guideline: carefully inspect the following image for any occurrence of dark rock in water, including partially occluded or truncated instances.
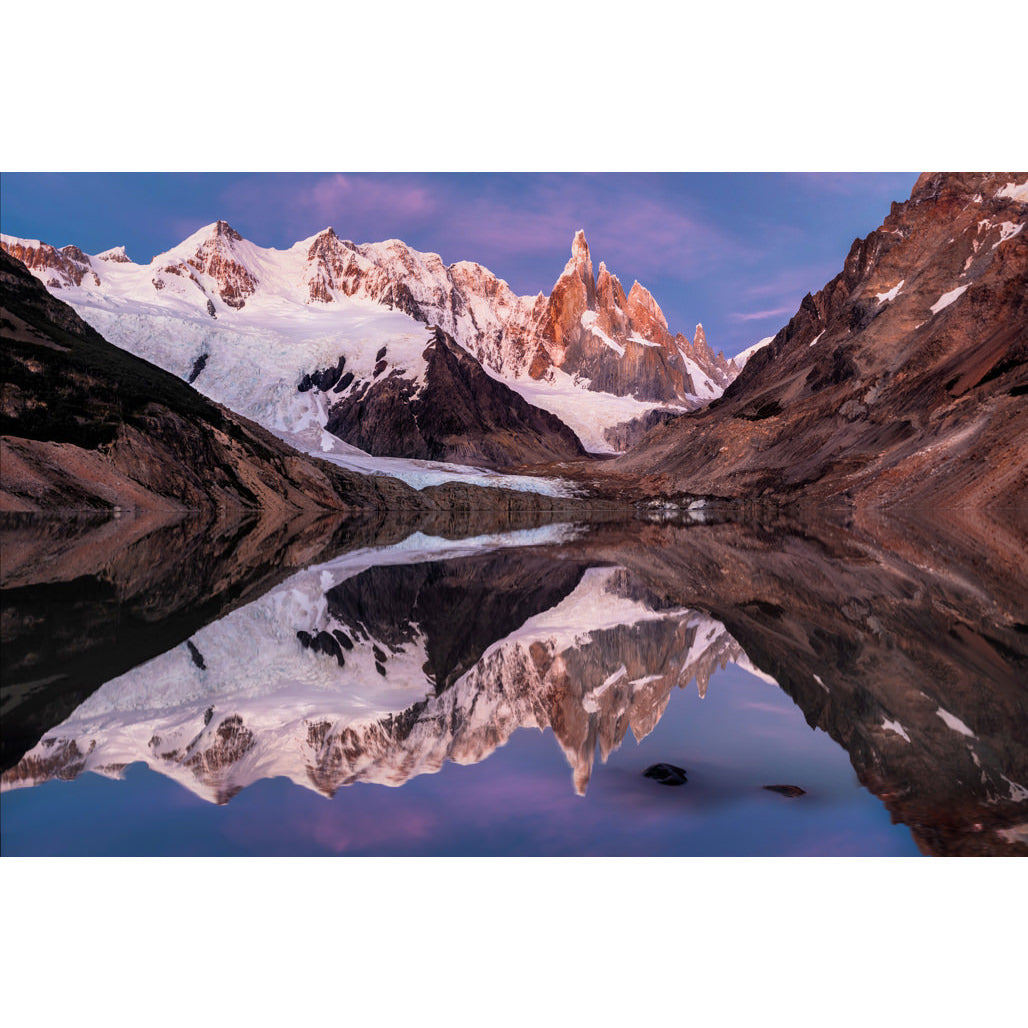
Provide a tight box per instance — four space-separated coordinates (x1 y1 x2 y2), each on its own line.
763 784 806 797
643 763 687 786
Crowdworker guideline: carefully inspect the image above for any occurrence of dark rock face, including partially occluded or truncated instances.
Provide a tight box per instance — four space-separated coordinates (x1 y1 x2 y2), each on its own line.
325 327 587 469
188 353 208 383
298 355 346 393
612 172 1028 510
643 762 688 785
604 408 681 452
316 550 588 692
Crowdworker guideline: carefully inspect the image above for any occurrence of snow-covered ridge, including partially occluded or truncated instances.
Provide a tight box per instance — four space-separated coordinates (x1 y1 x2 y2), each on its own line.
732 336 773 369
1 221 737 460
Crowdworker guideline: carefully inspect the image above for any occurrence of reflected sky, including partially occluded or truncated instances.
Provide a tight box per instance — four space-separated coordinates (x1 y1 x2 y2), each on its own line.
1 662 918 856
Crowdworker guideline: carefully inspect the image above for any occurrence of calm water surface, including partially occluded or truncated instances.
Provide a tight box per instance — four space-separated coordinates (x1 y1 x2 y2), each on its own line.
2 510 1025 856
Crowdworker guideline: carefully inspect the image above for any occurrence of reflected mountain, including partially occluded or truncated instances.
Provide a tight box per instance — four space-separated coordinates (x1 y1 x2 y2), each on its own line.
2 534 751 803
3 507 1026 855
0 505 594 771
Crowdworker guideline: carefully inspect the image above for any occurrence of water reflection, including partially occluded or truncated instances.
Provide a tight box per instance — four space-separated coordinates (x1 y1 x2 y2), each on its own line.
2 505 1026 856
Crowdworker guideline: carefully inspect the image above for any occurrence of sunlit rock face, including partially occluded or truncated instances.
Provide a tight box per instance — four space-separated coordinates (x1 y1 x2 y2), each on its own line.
614 172 1028 508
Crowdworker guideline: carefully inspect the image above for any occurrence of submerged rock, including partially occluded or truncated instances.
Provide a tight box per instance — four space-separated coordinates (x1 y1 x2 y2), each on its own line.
643 762 688 786
763 784 806 797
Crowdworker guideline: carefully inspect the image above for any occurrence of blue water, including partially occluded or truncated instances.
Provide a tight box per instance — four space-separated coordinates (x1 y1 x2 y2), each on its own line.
1 662 919 856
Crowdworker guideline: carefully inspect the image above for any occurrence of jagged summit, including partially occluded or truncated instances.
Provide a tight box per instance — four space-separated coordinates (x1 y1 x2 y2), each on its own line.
96 245 130 263
1 220 738 456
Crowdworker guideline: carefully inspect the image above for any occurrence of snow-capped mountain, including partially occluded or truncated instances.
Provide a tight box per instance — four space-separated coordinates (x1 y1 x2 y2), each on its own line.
731 335 773 369
1 222 737 461
2 535 766 803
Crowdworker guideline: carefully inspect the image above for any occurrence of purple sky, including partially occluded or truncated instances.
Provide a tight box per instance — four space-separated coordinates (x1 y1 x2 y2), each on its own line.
0 172 918 357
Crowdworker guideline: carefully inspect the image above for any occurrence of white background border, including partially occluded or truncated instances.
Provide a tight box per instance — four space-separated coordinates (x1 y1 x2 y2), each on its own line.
3 2 1025 1023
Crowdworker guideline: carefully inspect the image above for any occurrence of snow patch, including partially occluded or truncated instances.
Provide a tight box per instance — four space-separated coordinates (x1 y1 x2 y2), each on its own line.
875 280 904 304
1001 776 1028 802
929 284 969 315
882 718 911 743
992 221 1024 249
809 331 825 347
936 706 975 738
580 311 625 356
995 179 1028 203
733 337 773 368
490 365 688 455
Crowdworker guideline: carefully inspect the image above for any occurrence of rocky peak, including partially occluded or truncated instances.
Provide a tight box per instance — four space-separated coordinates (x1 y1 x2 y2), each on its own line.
0 236 95 289
541 231 598 351
625 281 671 342
571 228 590 264
184 221 257 309
693 323 707 350
212 219 243 242
304 229 364 303
97 246 130 263
910 171 1017 205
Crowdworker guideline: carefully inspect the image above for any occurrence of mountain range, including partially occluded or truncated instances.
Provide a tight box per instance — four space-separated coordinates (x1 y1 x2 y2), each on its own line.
1 221 735 474
1 171 1025 514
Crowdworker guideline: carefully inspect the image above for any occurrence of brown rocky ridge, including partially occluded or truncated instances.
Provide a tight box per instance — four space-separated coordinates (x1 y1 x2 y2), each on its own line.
600 172 1028 509
320 325 587 467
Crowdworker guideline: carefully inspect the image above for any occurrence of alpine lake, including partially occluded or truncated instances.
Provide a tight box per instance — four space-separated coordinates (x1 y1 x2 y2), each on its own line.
2 502 1025 857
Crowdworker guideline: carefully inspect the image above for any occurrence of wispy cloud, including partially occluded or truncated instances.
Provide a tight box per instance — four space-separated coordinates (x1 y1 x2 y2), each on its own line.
730 305 796 323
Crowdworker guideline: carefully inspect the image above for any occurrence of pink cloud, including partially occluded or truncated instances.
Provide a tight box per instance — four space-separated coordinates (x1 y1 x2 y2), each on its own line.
730 306 796 322
299 174 438 227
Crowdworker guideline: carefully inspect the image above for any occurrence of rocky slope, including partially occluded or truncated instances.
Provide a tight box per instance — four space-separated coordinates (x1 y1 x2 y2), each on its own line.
1 222 735 458
609 172 1028 508
322 325 585 466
